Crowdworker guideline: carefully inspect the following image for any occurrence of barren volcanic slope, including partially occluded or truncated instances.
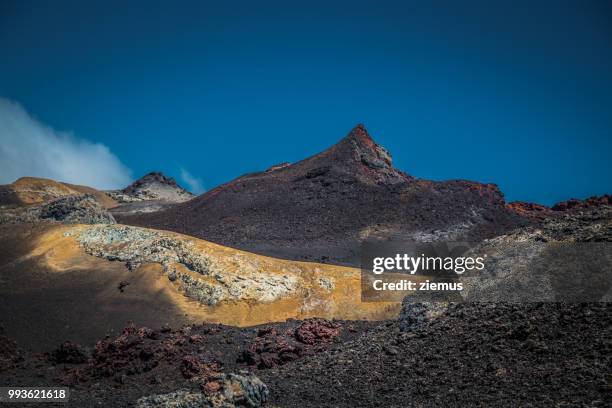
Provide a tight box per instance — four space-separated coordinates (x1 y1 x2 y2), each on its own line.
0 177 118 209
121 125 529 265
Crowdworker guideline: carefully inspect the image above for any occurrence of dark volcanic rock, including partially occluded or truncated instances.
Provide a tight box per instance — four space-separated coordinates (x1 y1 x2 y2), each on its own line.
507 195 611 220
0 332 22 371
552 194 611 212
261 303 612 408
50 341 89 365
120 125 529 265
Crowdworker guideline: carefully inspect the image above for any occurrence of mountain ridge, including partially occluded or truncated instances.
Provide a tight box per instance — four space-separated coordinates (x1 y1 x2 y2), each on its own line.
119 125 530 265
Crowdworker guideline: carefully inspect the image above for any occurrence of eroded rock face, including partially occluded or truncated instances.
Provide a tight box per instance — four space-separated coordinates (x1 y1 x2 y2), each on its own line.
76 224 299 306
0 194 115 225
135 373 268 408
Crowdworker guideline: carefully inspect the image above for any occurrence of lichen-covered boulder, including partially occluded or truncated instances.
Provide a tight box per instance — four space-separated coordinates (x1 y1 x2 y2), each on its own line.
135 373 268 408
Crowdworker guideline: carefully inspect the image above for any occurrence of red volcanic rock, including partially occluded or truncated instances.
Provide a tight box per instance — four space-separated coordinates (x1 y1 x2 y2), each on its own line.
240 319 344 369
181 353 222 380
240 327 303 369
552 195 611 211
294 319 341 345
459 181 505 205
202 380 221 394
506 201 553 220
90 324 159 378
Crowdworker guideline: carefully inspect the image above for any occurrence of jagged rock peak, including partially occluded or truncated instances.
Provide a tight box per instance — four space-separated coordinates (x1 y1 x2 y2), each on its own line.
333 124 394 167
107 171 194 203
345 123 375 145
314 124 408 186
125 172 182 192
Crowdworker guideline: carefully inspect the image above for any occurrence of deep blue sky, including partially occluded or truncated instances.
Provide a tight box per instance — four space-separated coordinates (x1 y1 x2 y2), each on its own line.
1 0 610 204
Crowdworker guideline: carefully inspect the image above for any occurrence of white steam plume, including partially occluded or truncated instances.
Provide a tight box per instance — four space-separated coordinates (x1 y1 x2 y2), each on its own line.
0 97 132 189
180 168 205 194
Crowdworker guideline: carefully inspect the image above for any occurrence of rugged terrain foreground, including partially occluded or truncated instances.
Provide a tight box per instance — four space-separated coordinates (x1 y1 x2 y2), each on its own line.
0 129 610 407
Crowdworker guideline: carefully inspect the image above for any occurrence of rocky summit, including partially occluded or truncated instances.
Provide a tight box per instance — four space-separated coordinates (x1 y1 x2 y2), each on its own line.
120 125 530 265
107 172 194 203
106 172 196 216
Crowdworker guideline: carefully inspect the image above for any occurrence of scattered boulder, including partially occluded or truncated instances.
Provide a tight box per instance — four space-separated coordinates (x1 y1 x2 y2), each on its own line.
118 280 130 292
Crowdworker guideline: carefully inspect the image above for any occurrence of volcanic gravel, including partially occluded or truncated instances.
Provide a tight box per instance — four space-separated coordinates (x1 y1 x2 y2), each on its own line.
0 319 377 407
1 305 610 407
260 303 612 407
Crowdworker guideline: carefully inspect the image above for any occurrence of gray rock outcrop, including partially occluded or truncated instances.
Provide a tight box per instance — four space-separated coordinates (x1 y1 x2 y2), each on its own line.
135 373 268 408
0 194 115 225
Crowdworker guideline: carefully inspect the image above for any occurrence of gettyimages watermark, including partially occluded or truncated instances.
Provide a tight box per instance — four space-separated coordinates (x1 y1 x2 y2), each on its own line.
361 240 612 303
